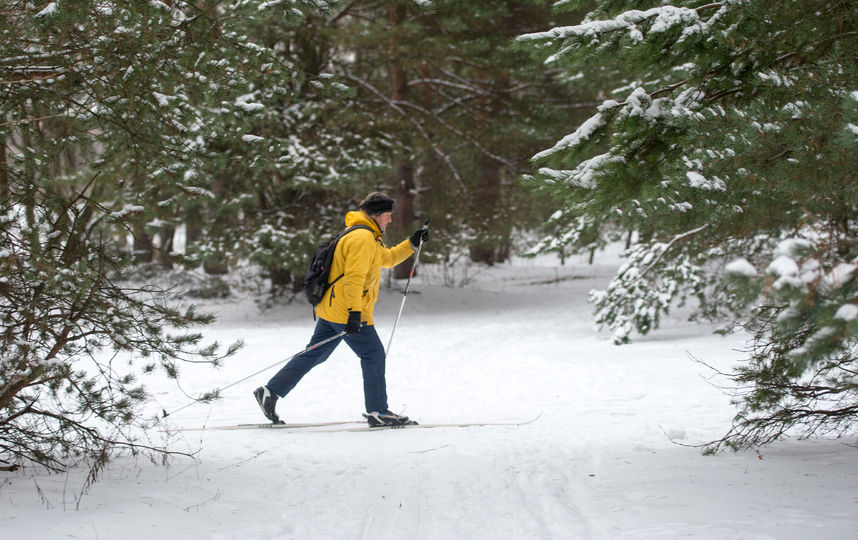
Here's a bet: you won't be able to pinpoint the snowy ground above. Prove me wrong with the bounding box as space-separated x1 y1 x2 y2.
2 252 857 539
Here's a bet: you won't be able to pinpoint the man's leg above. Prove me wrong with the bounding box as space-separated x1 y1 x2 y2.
343 324 388 413
266 319 343 398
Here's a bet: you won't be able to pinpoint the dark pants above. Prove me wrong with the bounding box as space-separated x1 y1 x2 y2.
266 318 388 413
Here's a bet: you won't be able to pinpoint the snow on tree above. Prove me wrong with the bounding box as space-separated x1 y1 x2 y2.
0 0 323 469
520 0 858 448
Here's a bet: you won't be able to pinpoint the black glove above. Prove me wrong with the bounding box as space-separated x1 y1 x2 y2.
410 227 429 248
346 311 362 334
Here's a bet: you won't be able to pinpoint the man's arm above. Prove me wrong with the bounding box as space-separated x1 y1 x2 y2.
380 238 415 269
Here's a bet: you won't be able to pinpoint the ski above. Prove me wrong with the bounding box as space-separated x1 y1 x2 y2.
173 414 540 433
312 418 539 433
171 420 363 432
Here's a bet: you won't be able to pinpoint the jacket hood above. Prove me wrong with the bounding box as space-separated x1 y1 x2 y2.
345 211 381 236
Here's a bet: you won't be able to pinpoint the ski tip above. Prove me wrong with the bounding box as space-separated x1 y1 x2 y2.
518 412 543 425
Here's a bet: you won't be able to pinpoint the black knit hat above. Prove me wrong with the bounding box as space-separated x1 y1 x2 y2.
359 192 395 215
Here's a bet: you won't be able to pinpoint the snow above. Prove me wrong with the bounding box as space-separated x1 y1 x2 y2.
539 152 625 189
834 303 858 322
152 92 173 107
767 255 799 277
517 6 700 42
724 257 757 277
235 94 265 113
686 171 726 191
532 111 607 160
623 87 659 120
774 238 812 258
825 263 857 289
109 204 145 219
35 2 58 18
1 254 857 539
258 0 283 10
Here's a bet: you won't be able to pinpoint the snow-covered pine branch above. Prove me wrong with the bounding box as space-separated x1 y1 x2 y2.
522 0 858 447
518 3 729 44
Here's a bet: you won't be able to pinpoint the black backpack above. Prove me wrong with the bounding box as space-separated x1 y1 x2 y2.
301 225 373 305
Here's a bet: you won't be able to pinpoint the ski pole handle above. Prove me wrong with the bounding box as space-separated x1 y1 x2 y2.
409 219 429 275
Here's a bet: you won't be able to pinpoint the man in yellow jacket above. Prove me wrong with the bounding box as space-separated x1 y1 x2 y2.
254 192 429 427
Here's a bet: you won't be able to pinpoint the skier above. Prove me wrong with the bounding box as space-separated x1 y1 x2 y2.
254 192 429 427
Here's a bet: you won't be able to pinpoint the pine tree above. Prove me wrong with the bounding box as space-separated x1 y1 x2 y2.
325 0 588 266
521 0 858 448
185 1 389 294
0 0 314 469
190 0 589 287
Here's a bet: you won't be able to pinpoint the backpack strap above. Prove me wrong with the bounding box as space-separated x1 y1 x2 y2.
325 224 375 287
342 224 375 237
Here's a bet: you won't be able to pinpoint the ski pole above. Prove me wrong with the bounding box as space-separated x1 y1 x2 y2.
162 330 348 418
386 219 429 356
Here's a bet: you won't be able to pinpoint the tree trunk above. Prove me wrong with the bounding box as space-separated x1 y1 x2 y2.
203 174 229 275
392 161 416 279
133 222 154 264
469 154 509 265
156 226 175 268
131 168 153 263
388 2 417 280
468 67 513 265
0 135 8 207
15 107 37 228
186 222 202 253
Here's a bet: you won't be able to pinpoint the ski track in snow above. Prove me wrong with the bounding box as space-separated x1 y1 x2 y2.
2 255 857 539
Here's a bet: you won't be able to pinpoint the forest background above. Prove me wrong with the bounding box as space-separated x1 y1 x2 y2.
2 0 857 471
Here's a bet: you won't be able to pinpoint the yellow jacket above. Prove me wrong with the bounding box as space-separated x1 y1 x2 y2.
315 211 415 325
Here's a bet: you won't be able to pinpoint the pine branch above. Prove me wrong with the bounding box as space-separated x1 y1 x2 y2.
408 76 492 96
630 224 710 285
0 113 70 128
518 3 728 42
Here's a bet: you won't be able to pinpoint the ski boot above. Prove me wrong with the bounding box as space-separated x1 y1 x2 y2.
253 386 285 424
363 410 418 427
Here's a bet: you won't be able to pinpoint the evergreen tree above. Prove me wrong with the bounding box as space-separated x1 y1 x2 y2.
521 0 858 448
0 0 312 469
326 0 588 266
186 1 390 294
